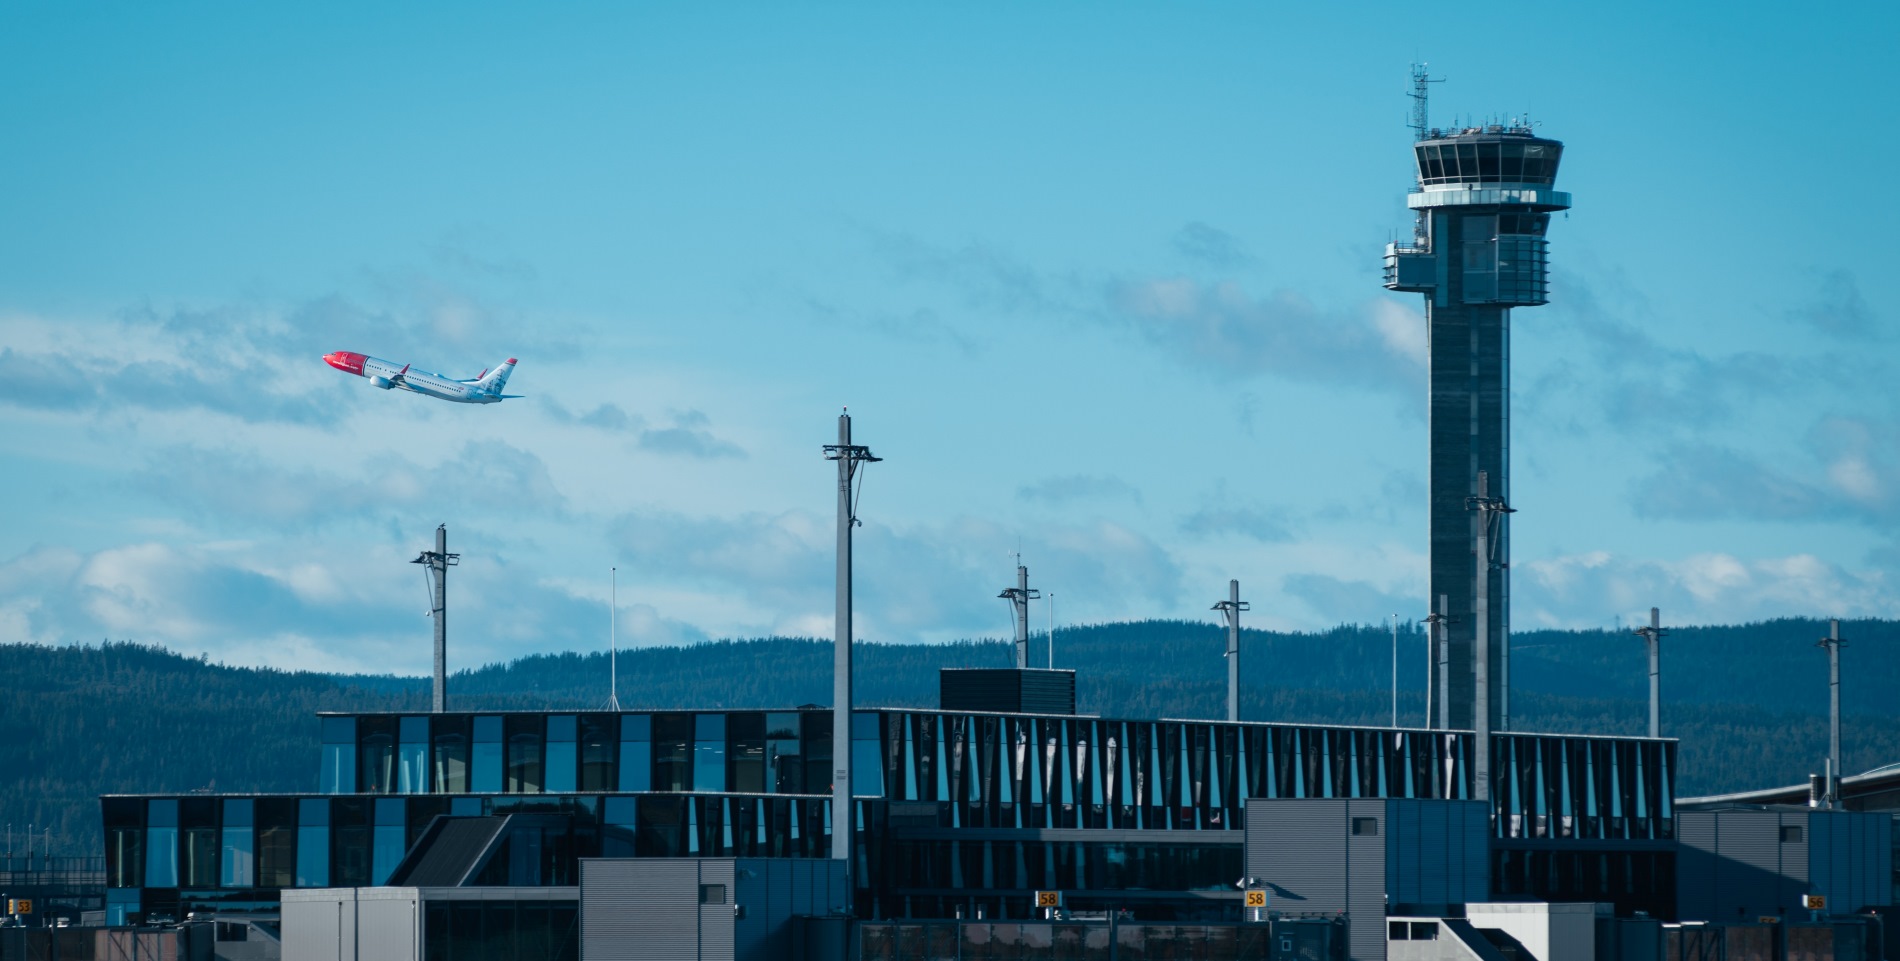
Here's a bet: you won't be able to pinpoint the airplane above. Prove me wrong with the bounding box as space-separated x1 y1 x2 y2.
323 351 521 404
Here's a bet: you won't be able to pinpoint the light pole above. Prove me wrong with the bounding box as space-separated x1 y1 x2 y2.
1631 608 1666 739
823 410 880 911
1816 619 1846 809
1390 614 1400 728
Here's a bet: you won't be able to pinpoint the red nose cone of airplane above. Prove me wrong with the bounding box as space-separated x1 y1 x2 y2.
324 351 366 374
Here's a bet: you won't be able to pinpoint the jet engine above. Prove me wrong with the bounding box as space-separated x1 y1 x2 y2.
368 375 395 389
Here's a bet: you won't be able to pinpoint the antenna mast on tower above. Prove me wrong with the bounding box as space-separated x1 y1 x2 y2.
1408 63 1443 141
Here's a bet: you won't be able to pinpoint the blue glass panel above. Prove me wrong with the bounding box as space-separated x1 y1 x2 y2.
548 715 577 741
320 742 356 794
545 741 578 793
620 741 651 792
321 716 355 743
474 716 503 742
694 739 726 792
604 797 637 825
296 826 329 887
451 797 485 817
372 825 405 885
399 717 429 794
221 823 254 887
852 739 884 798
145 835 178 886
621 714 651 739
471 742 503 794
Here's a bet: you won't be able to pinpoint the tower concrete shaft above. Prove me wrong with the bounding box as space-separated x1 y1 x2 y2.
1386 123 1570 732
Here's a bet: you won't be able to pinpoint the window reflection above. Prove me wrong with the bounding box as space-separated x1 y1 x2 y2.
144 800 178 888
506 716 546 794
221 799 254 888
432 715 470 793
653 715 692 792
694 714 727 792
358 716 397 794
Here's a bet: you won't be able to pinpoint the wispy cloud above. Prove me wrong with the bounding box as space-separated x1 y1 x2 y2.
1514 550 1898 628
637 410 746 459
1017 474 1142 507
1172 222 1255 270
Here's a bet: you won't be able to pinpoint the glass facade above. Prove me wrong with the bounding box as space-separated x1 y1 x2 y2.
106 707 1680 922
422 898 578 961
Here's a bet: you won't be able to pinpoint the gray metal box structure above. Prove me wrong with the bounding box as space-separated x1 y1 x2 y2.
1245 799 1489 961
938 668 1076 715
1675 808 1893 922
282 886 577 961
579 857 844 961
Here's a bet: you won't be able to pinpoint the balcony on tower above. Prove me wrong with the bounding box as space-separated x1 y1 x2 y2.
1384 126 1571 307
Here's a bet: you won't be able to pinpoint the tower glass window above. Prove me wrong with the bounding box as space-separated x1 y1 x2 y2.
221 799 253 888
579 714 616 791
654 714 692 792
506 715 546 794
359 716 397 794
144 799 179 888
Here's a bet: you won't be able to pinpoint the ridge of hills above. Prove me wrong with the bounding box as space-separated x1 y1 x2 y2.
2 616 1893 859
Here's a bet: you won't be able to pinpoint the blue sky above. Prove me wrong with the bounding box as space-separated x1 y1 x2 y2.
1 2 1894 674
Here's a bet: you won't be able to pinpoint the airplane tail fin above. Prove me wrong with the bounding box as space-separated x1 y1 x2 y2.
476 358 517 393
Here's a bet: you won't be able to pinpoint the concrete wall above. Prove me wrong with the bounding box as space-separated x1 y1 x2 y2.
1464 902 1605 961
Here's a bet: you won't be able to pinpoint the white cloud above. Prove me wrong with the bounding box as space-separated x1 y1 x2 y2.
1515 550 1897 628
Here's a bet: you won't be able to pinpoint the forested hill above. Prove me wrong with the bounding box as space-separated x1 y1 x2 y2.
2 616 1894 859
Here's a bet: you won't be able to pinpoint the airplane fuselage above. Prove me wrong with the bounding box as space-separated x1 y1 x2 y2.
323 351 517 404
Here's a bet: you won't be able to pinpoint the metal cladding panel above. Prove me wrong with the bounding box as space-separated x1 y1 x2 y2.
1245 799 1349 915
1390 799 1416 904
281 891 353 961
358 894 420 961
1676 812 1718 921
938 669 1076 715
1347 800 1387 961
1722 813 1785 916
1779 812 1810 912
581 859 699 961
699 862 736 961
1459 802 1490 904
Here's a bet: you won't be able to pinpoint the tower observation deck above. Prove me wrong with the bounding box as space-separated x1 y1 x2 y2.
1384 124 1571 732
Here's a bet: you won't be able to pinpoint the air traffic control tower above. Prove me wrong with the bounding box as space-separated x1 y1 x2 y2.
1384 121 1570 733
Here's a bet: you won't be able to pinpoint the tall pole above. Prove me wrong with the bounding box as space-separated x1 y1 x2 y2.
1468 471 1512 804
1213 581 1248 723
999 564 1040 670
1435 595 1450 730
1631 608 1666 739
605 568 622 712
1391 614 1400 728
824 411 879 909
1817 619 1845 808
411 525 459 713
1048 592 1055 669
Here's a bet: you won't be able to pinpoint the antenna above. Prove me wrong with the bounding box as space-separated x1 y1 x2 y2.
411 525 460 713
1047 591 1056 669
604 568 622 711
1408 62 1444 142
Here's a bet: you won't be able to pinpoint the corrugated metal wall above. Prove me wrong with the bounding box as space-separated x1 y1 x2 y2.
580 858 842 961
355 894 419 961
580 861 700 961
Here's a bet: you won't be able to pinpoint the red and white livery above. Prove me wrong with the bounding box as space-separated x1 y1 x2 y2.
323 352 522 405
